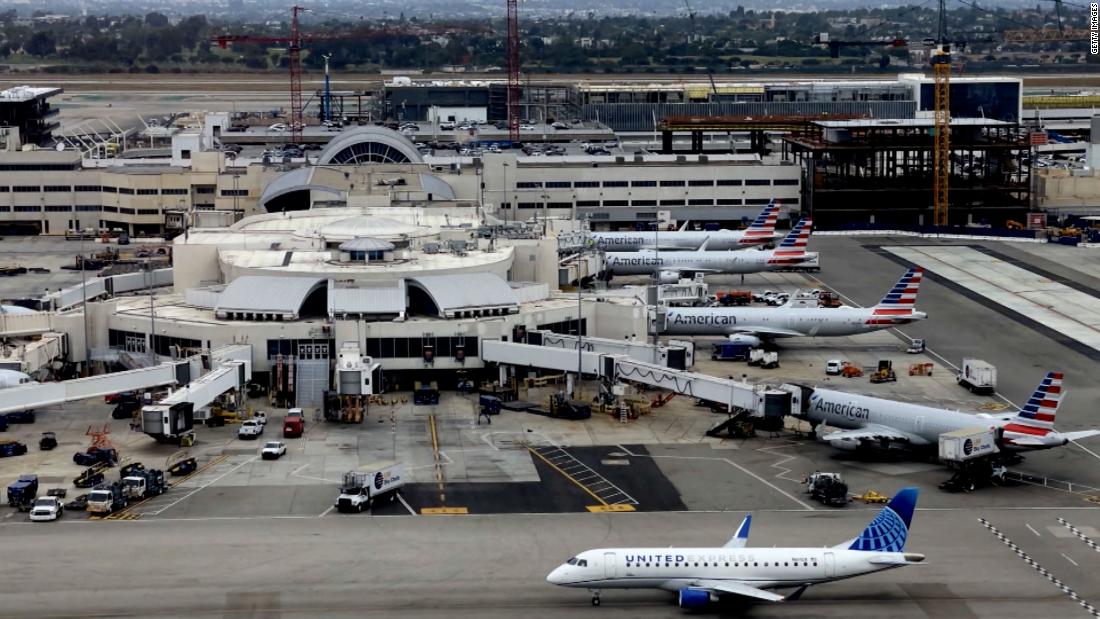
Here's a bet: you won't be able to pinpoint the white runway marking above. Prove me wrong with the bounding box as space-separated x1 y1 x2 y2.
1062 553 1079 567
1026 523 1042 537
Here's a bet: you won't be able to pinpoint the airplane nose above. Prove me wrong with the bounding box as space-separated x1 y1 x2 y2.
546 567 563 584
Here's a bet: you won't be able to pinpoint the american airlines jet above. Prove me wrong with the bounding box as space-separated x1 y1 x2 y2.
547 488 923 609
591 202 781 252
663 267 926 345
603 218 814 282
803 372 1100 452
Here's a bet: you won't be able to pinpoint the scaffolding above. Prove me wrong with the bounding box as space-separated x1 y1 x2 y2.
782 118 1031 229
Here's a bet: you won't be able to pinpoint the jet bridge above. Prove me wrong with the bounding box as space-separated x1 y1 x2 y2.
141 344 253 444
482 340 793 418
0 363 185 415
524 329 695 369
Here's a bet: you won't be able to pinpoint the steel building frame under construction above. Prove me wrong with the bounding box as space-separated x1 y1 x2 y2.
782 118 1031 229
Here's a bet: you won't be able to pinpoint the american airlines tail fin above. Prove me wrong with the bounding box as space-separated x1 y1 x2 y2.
1003 372 1064 436
776 218 812 251
873 268 924 312
844 487 918 552
745 201 781 234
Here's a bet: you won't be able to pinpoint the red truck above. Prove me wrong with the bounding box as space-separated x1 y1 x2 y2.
283 408 305 438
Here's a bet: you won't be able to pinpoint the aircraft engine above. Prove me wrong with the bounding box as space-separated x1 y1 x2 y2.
678 588 713 609
655 270 681 284
726 334 761 347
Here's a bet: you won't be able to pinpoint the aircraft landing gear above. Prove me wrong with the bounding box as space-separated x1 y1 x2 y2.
590 589 601 606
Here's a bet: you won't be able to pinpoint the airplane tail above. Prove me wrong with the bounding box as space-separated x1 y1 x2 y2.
777 218 812 250
743 201 781 236
1002 372 1064 438
846 487 918 552
872 267 924 313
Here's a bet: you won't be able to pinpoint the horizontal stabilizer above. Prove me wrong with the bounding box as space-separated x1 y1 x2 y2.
1062 430 1100 442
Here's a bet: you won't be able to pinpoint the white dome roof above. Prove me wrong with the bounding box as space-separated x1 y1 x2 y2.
314 216 427 241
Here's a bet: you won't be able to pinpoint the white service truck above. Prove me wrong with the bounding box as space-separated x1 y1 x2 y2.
335 462 405 513
957 359 997 395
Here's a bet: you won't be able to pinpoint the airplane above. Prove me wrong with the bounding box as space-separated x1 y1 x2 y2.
0 369 35 389
602 218 815 283
802 371 1100 452
663 267 926 346
591 201 781 252
547 488 923 609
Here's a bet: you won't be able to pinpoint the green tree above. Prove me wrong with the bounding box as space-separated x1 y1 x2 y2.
145 12 169 28
25 31 56 56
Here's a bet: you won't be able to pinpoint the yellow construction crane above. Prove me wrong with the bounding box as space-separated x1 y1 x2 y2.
931 0 950 227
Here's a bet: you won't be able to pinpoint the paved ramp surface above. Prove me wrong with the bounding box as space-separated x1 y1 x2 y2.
884 245 1100 354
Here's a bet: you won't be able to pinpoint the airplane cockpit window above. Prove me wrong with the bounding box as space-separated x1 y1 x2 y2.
577 560 588 567
566 558 578 565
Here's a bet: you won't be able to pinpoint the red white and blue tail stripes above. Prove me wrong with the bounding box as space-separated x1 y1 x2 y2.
1003 372 1064 438
864 268 926 325
767 218 813 265
740 201 781 244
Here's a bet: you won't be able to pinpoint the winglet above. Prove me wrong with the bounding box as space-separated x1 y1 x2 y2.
723 514 752 548
679 220 690 232
697 236 711 252
847 487 918 552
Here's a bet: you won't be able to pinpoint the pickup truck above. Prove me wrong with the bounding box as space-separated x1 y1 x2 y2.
238 419 263 440
283 408 305 438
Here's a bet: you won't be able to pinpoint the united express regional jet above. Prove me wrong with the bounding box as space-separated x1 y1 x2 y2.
547 488 923 608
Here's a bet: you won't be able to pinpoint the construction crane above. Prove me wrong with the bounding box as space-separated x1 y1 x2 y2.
813 34 908 59
930 0 951 227
1004 0 1088 41
506 0 521 143
213 5 312 143
682 0 719 97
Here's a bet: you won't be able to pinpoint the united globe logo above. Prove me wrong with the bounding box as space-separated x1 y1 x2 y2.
963 438 974 456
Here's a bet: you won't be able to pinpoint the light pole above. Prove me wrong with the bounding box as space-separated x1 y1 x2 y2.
146 259 156 364
502 162 511 223
80 232 90 375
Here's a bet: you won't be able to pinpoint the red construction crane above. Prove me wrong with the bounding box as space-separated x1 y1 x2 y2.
213 5 312 143
506 0 520 143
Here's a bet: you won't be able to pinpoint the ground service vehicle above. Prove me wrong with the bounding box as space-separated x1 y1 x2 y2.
958 359 997 395
335 463 405 513
73 447 118 467
29 496 63 522
825 360 843 375
7 474 38 510
238 419 263 440
86 483 127 515
283 408 305 438
38 432 57 450
712 342 753 361
0 440 27 457
261 441 287 460
806 472 849 507
121 469 166 501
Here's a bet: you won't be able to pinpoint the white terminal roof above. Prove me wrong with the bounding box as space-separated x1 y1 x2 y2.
409 273 519 318
0 86 63 102
815 118 1013 128
327 281 406 317
338 238 397 252
214 276 325 318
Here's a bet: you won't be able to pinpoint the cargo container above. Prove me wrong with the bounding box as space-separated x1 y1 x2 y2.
939 427 999 463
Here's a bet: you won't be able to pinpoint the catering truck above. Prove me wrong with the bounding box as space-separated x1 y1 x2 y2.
957 359 997 395
335 462 405 513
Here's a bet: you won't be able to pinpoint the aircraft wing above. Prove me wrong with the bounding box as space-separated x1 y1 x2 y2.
821 424 919 445
693 580 786 603
726 326 805 338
